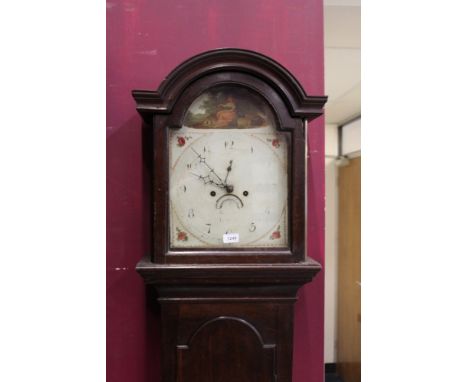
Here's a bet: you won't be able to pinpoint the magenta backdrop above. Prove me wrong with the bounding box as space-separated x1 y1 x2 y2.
107 1 325 381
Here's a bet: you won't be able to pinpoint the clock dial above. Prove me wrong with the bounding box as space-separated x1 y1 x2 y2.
169 87 288 248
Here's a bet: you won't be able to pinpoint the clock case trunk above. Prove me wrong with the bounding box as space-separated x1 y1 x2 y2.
132 49 327 382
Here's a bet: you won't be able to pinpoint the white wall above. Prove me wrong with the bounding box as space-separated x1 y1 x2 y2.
324 124 339 363
342 117 361 155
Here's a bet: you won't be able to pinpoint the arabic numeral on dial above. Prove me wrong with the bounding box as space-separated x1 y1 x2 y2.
206 224 211 234
188 208 195 218
249 222 256 232
224 141 235 149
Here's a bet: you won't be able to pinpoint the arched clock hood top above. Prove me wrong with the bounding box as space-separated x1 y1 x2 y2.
132 48 327 123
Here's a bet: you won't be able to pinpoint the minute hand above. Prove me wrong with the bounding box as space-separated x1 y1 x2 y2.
204 162 226 187
190 147 226 188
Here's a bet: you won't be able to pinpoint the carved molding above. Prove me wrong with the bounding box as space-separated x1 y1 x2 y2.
132 48 327 123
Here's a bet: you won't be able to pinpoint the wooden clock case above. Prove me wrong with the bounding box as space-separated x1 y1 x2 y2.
133 49 327 382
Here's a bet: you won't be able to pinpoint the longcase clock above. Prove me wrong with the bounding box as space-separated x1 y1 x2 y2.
133 49 327 382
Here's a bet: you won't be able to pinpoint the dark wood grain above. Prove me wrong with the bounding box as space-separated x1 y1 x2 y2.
132 48 326 382
155 288 300 382
137 255 320 286
176 317 275 382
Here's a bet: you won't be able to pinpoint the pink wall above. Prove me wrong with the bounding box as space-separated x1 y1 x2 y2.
107 1 325 381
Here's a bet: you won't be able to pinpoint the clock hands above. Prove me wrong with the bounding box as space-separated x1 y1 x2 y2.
187 147 250 211
190 147 229 190
190 147 234 193
224 160 232 184
224 160 234 193
190 172 225 189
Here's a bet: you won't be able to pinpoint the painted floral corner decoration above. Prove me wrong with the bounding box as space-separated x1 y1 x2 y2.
176 136 186 147
176 227 188 241
271 138 280 148
176 135 194 147
266 137 281 148
270 226 281 240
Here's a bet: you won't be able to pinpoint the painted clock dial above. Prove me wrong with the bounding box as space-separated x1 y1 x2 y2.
169 86 288 248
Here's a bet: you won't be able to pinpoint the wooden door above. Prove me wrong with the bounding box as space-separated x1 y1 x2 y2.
176 317 276 382
337 156 361 382
158 299 301 382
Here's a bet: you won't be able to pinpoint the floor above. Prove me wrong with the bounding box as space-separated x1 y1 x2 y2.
325 372 345 382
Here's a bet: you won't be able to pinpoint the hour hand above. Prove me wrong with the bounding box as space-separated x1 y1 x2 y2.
224 160 233 184
223 160 234 193
190 172 226 189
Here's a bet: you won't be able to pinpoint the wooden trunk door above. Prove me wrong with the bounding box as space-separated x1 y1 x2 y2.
337 156 361 382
